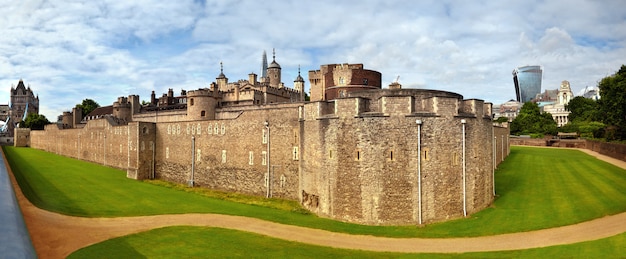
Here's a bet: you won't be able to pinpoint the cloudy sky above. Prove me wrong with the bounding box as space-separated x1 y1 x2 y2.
1 0 625 120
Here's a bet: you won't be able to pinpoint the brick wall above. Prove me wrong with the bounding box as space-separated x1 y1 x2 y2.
585 140 626 162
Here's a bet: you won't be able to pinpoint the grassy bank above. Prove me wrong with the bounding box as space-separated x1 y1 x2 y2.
69 226 626 258
5 145 626 238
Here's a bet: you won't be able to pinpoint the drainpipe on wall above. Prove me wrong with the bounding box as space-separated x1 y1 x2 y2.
189 136 195 187
493 135 496 196
461 119 467 217
103 134 106 166
502 135 505 162
265 121 270 198
416 119 423 225
151 141 155 180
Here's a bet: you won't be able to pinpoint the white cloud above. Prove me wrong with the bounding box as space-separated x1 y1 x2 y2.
0 0 624 119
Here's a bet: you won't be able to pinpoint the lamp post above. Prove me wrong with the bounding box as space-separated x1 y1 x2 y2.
461 119 467 217
416 119 423 225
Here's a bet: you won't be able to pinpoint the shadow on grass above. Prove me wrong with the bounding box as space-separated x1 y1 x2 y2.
69 238 147 259
3 147 89 216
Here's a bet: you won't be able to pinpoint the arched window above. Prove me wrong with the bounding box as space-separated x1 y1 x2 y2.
190 98 194 106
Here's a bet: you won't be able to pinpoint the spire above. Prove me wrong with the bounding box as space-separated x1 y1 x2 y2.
261 50 268 78
217 61 226 79
268 48 281 69
295 65 304 82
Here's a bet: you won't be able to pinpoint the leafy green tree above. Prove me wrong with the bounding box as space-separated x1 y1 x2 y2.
597 65 626 140
75 99 100 118
510 102 557 136
494 116 509 123
19 113 50 130
565 96 599 122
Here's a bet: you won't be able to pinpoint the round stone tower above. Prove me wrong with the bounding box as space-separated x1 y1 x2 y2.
187 88 217 120
61 111 73 128
113 96 132 122
267 48 282 87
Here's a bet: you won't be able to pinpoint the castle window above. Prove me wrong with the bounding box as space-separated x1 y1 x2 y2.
389 150 394 161
355 149 361 161
142 127 148 134
262 129 268 144
190 98 194 106
423 148 430 161
221 150 227 163
262 151 267 165
329 150 333 159
201 111 206 117
249 151 254 165
363 78 368 85
293 147 299 160
339 77 345 85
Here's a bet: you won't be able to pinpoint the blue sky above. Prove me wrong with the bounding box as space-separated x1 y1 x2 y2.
1 0 625 120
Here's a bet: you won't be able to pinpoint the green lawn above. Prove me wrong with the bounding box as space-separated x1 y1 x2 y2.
5 145 626 239
68 226 626 259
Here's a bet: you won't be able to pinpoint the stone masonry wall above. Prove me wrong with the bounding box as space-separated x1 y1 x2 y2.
28 88 509 226
301 89 506 225
30 119 151 179
154 103 302 199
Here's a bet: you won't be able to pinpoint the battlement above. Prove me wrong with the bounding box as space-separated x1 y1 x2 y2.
308 89 491 119
113 96 131 108
187 88 215 97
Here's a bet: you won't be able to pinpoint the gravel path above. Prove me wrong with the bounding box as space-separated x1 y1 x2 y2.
10 147 626 259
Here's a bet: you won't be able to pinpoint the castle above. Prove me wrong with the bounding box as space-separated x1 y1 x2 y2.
24 51 510 225
0 79 40 143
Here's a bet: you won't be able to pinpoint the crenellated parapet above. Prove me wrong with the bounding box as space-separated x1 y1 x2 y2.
187 88 218 120
301 88 504 225
308 89 492 120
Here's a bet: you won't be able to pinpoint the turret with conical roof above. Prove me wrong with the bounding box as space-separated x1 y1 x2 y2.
267 48 282 87
216 61 229 91
294 65 305 101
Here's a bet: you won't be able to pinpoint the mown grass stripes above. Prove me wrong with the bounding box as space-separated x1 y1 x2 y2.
5 145 626 238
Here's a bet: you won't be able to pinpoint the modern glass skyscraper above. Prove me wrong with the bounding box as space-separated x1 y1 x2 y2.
512 65 542 103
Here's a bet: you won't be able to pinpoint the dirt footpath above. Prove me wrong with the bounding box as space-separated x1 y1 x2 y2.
11 148 626 259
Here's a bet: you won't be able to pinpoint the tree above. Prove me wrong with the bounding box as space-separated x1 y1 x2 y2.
494 116 509 123
19 113 50 130
597 65 626 140
565 96 598 122
75 99 100 118
510 102 557 136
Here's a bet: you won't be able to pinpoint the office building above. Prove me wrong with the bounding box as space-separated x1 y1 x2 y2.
513 65 542 103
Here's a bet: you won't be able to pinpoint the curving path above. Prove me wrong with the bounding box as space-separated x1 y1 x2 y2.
9 147 626 259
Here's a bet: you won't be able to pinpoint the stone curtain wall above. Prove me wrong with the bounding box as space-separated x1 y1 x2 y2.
30 120 153 179
301 90 503 225
494 126 510 165
28 90 509 226
155 104 302 200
